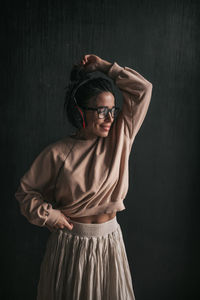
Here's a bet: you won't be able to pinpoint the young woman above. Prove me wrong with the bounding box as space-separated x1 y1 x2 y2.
15 54 153 300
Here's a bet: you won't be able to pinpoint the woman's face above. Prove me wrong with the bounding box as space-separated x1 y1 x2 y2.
80 91 115 139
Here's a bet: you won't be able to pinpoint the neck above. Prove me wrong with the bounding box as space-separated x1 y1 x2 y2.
74 129 97 140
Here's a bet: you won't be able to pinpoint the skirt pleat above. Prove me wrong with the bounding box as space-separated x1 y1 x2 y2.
36 216 136 300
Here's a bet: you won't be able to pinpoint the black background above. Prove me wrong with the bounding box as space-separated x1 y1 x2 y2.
1 0 200 299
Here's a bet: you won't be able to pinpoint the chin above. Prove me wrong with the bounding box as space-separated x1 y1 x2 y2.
97 131 109 138
94 126 111 137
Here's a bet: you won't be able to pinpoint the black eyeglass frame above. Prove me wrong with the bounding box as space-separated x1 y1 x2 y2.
78 105 120 119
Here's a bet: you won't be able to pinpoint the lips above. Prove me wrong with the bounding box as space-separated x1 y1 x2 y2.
100 125 111 131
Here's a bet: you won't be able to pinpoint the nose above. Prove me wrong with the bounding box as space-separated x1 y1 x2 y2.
105 112 113 122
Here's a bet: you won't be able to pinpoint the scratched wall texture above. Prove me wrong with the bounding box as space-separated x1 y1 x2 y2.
1 0 200 299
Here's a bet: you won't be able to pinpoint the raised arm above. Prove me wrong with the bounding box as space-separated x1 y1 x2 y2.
107 61 153 143
80 54 153 144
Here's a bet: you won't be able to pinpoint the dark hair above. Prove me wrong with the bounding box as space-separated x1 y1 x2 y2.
64 64 116 129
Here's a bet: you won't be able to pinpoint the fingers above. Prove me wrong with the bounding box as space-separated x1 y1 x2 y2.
80 54 95 65
65 218 74 230
81 58 88 66
62 216 74 230
80 54 87 65
54 214 74 231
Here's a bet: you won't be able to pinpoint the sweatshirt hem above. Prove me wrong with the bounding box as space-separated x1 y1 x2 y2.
60 201 126 218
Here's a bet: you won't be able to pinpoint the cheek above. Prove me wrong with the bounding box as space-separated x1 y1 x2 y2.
87 114 105 130
95 120 104 128
90 115 102 127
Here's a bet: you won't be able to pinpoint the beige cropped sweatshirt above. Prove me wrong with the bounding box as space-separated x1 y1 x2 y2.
15 62 153 229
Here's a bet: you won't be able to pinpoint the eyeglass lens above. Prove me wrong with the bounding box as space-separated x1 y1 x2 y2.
98 107 119 119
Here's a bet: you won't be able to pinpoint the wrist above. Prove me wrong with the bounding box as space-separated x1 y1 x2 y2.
98 60 113 74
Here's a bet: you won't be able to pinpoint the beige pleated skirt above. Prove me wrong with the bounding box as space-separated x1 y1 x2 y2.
36 216 136 300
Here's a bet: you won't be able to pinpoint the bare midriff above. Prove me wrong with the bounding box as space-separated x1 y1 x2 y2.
68 211 117 224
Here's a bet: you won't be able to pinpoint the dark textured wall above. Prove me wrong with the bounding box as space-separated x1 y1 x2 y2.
2 0 200 299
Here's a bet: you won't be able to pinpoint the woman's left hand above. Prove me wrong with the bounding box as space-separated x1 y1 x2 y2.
79 54 103 72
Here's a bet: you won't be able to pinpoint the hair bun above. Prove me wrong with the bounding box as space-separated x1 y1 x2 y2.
70 64 92 83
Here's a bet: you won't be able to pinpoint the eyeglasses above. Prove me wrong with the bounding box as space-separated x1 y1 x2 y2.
79 105 120 119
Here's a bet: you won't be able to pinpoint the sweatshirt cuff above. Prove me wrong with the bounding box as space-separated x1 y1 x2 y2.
107 62 124 81
44 208 62 227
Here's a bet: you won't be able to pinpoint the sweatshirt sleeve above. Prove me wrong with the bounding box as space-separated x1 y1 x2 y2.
108 62 153 143
14 143 64 228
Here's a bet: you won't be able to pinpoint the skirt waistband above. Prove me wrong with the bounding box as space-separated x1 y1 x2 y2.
61 216 119 237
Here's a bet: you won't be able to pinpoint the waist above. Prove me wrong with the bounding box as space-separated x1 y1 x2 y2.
62 211 117 224
61 215 119 237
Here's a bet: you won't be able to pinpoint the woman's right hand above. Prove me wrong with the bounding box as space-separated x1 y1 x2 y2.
53 213 74 230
